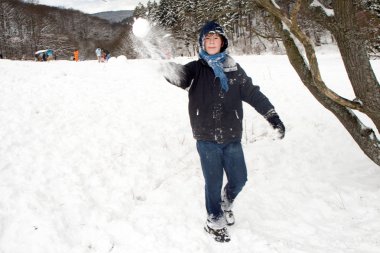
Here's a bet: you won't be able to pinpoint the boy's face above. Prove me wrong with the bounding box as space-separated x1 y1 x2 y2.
204 33 223 55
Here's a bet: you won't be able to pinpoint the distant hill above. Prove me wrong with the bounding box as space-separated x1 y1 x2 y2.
91 10 133 23
0 0 135 60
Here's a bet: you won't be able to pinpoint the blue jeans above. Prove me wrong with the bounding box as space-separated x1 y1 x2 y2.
196 140 247 221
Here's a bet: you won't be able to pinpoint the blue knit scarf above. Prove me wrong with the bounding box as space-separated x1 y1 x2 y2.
199 49 229 92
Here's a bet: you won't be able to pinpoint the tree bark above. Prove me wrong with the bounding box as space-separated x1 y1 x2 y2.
281 25 380 166
255 0 380 166
331 0 380 131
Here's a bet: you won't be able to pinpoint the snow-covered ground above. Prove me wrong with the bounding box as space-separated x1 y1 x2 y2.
0 51 379 253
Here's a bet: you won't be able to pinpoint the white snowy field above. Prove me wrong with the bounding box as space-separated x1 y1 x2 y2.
0 52 379 253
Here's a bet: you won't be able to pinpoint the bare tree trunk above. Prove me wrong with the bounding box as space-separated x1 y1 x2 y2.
330 0 380 131
255 0 380 166
280 25 380 166
0 1 5 56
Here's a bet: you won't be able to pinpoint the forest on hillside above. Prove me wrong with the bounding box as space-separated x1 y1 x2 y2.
0 0 135 60
0 0 379 60
133 0 379 57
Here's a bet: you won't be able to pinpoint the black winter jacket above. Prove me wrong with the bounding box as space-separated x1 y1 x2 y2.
165 56 275 144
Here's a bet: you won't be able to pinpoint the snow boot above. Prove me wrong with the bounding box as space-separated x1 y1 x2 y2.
204 223 231 243
221 189 235 226
224 210 235 226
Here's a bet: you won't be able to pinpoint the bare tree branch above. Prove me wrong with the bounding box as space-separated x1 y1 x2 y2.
255 0 363 111
255 0 380 165
290 0 301 25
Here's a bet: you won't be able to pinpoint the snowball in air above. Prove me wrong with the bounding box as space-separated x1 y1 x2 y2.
132 18 150 38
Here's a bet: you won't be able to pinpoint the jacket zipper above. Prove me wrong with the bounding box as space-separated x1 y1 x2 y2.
235 110 239 119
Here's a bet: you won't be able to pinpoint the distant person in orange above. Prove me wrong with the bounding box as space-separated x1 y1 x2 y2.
73 49 79 62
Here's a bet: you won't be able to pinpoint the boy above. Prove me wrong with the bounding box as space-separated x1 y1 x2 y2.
164 21 285 243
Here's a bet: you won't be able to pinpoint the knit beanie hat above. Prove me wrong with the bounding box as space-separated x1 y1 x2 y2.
199 21 229 52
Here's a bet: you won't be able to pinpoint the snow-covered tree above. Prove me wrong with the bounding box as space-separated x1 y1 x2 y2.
254 0 380 166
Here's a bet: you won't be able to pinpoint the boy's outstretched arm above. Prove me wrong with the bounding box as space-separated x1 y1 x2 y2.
162 61 196 90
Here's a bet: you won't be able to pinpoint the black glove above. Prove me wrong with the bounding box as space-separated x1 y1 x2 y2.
266 112 285 139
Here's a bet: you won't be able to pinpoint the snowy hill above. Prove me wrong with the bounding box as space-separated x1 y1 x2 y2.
0 53 379 253
91 10 133 23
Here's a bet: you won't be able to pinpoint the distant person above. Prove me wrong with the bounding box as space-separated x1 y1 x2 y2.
102 49 110 62
73 49 79 62
46 49 54 61
34 50 47 61
104 49 111 61
95 47 102 62
0 53 3 59
34 52 39 61
163 21 285 243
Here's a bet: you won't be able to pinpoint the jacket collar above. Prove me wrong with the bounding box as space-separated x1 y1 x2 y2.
223 55 237 72
199 55 237 72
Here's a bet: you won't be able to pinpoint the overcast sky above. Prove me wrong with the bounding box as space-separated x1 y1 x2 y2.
38 0 148 14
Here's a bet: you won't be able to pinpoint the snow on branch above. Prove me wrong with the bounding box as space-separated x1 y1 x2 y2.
255 0 363 111
270 0 281 9
310 0 334 16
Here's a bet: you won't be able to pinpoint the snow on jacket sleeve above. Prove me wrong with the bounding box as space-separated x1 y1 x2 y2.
237 64 275 116
163 61 197 89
